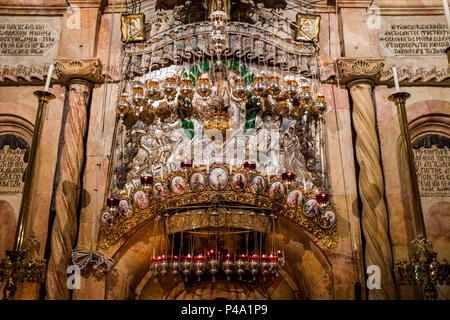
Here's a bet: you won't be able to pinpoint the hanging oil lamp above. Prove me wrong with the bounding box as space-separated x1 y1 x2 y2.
196 73 212 97
251 75 266 97
268 76 281 96
285 79 299 99
232 77 248 100
163 76 178 100
179 76 194 99
194 255 206 281
223 253 234 280
146 79 162 101
116 93 130 115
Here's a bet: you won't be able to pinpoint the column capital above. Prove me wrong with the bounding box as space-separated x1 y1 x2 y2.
54 58 103 85
337 58 385 85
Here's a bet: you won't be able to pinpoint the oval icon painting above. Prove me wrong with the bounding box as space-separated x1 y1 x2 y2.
134 190 149 209
319 210 336 229
153 182 168 200
269 182 284 200
250 175 265 194
101 211 115 229
118 199 133 218
171 176 187 194
190 173 205 191
303 198 320 217
209 167 228 190
232 172 247 191
287 190 302 207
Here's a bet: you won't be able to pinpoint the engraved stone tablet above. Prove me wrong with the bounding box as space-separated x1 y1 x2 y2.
0 135 29 194
379 16 450 56
0 16 62 65
413 142 450 198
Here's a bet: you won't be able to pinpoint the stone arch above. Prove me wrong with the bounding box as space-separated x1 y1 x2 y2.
105 216 333 300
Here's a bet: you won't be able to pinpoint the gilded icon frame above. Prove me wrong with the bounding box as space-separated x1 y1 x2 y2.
121 13 145 43
295 14 320 42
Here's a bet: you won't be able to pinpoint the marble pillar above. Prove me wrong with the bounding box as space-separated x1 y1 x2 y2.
45 59 102 300
338 58 397 300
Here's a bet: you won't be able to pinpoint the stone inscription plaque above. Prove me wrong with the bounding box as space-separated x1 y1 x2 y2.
0 145 27 193
414 146 450 197
379 17 450 56
0 17 61 65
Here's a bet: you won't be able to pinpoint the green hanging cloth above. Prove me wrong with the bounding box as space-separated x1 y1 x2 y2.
182 120 195 140
244 95 260 134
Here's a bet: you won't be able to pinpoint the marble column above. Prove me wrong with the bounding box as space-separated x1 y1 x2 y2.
338 58 397 300
46 59 102 300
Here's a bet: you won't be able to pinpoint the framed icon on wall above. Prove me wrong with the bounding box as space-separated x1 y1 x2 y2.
121 13 145 43
295 14 320 42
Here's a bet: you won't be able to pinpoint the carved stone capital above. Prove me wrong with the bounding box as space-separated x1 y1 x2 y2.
54 58 103 85
337 58 385 85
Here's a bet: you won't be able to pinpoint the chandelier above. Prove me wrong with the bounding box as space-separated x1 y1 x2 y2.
101 0 338 282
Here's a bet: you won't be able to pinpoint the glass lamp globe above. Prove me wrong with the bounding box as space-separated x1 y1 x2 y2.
131 83 145 107
179 77 194 99
146 79 162 101
268 76 281 96
251 75 266 97
232 77 248 100
285 79 299 99
196 73 212 97
163 76 178 100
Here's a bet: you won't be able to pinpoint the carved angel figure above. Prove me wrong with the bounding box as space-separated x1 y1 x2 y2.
281 127 307 177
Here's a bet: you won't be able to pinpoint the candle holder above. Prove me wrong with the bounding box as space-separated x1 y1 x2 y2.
389 92 450 299
0 90 55 300
0 236 47 300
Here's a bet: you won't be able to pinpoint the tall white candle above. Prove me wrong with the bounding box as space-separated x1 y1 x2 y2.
44 64 54 92
392 66 400 93
443 0 450 30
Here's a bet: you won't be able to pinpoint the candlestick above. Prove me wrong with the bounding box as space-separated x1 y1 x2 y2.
44 64 54 92
388 92 425 237
1 90 55 300
443 0 450 30
392 66 400 93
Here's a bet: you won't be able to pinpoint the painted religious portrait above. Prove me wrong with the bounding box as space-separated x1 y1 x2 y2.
134 190 149 209
269 182 284 201
319 210 336 229
171 176 187 195
121 14 145 43
190 173 205 191
232 172 247 191
304 198 320 217
153 182 168 200
101 211 115 229
118 199 133 218
250 175 265 194
209 167 228 190
287 190 303 207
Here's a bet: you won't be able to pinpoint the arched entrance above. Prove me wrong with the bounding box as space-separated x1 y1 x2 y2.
105 216 333 300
